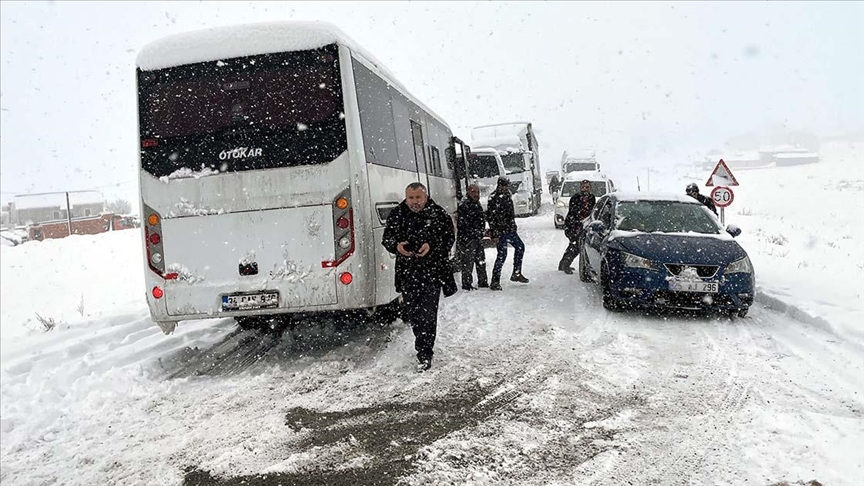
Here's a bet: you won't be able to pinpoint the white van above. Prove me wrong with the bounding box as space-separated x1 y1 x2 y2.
554 171 615 229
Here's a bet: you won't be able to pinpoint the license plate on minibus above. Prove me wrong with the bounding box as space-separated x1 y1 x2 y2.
221 292 279 310
668 281 718 293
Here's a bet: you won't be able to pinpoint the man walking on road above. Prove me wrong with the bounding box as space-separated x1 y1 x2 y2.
549 174 562 201
457 184 488 291
686 183 718 216
382 182 456 372
486 177 529 291
558 180 596 274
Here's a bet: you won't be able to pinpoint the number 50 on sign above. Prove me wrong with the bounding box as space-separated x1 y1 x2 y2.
711 186 734 207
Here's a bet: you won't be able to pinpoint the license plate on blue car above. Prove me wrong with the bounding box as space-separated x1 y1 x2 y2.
669 281 718 293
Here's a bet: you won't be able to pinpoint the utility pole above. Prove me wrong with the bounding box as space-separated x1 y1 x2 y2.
65 192 73 236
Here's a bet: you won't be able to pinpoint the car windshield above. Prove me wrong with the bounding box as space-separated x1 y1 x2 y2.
563 161 596 172
467 153 502 178
615 200 721 234
560 181 607 198
500 152 525 174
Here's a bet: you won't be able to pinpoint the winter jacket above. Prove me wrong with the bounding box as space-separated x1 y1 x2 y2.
382 198 456 295
564 192 596 241
549 177 562 194
693 193 718 215
486 188 517 239
457 197 486 241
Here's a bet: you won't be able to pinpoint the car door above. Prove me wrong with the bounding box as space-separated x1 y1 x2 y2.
584 197 613 273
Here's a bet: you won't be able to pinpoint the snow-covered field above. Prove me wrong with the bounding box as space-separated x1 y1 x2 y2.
1 143 863 485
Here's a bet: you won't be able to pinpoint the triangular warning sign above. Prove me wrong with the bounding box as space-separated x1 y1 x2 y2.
705 159 739 186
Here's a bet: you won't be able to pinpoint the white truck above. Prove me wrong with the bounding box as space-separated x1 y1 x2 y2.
561 149 600 174
470 122 543 217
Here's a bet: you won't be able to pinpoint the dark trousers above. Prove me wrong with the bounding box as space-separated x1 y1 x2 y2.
457 238 488 288
402 283 441 363
492 232 525 281
559 228 584 269
559 238 581 269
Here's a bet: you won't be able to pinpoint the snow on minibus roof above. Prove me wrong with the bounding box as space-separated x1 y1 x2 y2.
137 21 343 71
136 21 450 130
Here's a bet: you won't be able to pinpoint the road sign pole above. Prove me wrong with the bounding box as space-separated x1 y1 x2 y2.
65 192 73 236
720 207 725 225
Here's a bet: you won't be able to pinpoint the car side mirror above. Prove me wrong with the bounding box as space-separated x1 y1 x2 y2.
726 224 742 238
589 221 607 233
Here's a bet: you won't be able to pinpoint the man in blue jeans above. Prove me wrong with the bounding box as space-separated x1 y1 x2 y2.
486 177 530 291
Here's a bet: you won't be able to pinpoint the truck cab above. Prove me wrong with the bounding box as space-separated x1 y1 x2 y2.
470 122 543 217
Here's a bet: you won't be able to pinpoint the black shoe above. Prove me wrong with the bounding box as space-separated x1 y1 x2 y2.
462 285 477 291
510 273 530 283
417 358 432 372
490 282 502 291
477 282 489 288
563 267 574 275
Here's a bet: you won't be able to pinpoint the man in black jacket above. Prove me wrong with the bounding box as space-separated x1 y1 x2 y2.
549 174 562 200
686 183 718 216
382 182 456 372
457 184 488 290
558 180 596 274
486 177 529 291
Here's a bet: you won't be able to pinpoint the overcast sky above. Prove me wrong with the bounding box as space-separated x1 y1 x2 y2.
1 1 863 203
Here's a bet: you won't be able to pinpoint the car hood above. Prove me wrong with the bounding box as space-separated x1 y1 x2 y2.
609 232 747 265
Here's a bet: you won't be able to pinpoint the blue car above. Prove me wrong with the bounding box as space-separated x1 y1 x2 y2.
579 192 754 317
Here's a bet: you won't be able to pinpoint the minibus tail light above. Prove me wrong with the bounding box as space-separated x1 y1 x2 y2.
322 189 354 268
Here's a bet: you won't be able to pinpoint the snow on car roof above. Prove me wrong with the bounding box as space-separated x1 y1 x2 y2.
470 146 500 155
14 191 104 210
611 192 698 204
563 170 606 182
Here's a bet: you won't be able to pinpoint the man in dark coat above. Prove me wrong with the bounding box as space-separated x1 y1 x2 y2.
558 180 596 274
549 174 562 197
382 182 456 372
457 184 488 291
686 183 718 215
486 177 529 291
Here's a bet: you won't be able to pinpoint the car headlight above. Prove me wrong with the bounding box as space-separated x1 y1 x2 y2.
556 201 566 208
726 256 753 274
623 252 655 270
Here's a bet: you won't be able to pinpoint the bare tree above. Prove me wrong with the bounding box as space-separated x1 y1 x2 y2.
106 198 132 215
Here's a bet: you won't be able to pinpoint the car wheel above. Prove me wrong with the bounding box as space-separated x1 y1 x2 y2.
579 247 592 283
600 262 619 311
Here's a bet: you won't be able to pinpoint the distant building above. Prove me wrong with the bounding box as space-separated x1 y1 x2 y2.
10 191 104 227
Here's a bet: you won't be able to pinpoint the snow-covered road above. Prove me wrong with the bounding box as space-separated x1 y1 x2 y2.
2 204 861 486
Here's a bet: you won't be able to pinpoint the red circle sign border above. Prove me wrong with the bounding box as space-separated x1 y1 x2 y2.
710 186 735 208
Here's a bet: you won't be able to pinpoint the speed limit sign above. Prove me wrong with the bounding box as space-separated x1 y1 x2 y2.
711 186 734 208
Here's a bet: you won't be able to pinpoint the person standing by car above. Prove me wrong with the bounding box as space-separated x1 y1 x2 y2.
457 184 488 291
686 183 718 216
558 179 596 274
486 177 529 291
382 182 456 372
549 174 562 201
